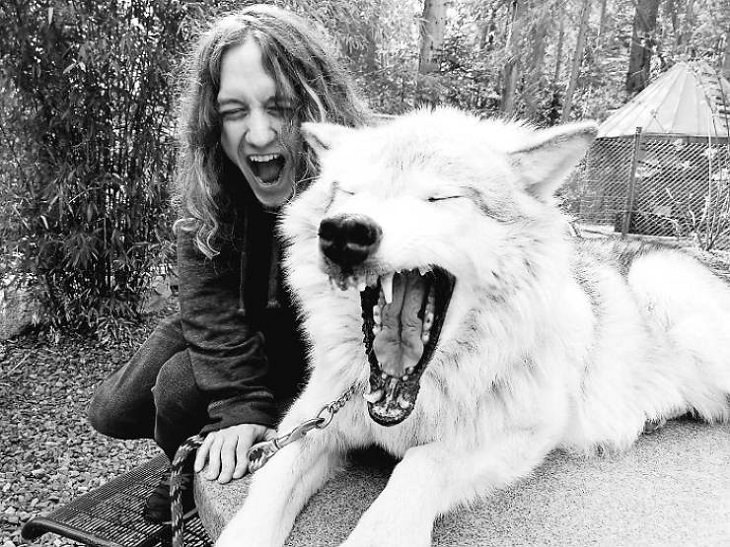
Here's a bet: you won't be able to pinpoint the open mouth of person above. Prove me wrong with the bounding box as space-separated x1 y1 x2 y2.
332 267 456 426
247 153 286 185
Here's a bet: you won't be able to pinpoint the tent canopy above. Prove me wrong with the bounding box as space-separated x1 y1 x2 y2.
597 61 730 139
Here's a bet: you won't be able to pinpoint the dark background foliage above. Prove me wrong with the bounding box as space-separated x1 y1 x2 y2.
1 0 728 333
0 0 199 331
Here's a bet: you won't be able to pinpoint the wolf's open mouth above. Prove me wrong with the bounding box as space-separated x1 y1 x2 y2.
248 154 285 184
356 267 456 426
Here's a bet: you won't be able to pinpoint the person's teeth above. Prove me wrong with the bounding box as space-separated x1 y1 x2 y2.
381 273 394 304
249 154 279 162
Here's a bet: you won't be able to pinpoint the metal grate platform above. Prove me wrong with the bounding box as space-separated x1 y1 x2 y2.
21 454 211 547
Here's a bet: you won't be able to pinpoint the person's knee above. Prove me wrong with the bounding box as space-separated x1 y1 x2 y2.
87 385 117 436
153 351 198 415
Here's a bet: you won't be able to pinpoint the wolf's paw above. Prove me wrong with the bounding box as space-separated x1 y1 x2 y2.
215 516 283 547
340 509 431 547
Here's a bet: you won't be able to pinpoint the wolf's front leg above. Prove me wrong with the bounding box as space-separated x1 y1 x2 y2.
341 434 554 547
215 429 343 547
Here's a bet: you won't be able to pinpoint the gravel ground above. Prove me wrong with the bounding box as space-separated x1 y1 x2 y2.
0 310 169 546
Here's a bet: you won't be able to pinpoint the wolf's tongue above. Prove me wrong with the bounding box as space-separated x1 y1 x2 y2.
373 271 426 377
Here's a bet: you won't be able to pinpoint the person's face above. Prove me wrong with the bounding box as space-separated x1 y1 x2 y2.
217 38 298 208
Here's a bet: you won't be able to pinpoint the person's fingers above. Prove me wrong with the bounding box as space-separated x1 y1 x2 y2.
233 434 250 479
194 433 214 473
263 426 277 442
218 433 238 484
203 434 223 481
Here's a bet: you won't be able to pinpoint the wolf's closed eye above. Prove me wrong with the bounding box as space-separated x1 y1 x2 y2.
427 195 463 202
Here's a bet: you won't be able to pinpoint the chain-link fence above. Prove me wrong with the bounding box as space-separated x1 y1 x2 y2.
562 129 730 251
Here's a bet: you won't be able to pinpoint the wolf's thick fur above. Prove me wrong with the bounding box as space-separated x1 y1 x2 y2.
216 108 730 546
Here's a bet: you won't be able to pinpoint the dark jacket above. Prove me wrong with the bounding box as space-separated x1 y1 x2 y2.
177 160 308 434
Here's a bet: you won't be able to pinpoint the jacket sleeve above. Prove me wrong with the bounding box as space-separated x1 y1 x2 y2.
176 228 277 434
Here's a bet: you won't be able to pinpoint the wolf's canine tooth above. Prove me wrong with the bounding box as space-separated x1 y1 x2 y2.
381 273 394 304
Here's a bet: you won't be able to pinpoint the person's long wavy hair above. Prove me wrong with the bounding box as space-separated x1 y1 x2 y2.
172 4 370 258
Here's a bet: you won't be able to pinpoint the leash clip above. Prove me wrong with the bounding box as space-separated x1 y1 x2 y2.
246 439 279 473
247 418 325 474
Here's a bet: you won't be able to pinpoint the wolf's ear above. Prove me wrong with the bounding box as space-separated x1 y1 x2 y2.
509 122 597 201
301 122 356 156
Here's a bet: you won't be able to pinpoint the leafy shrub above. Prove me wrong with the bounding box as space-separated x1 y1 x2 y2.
0 0 199 331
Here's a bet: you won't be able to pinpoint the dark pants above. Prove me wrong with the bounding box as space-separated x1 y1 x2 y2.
88 315 209 461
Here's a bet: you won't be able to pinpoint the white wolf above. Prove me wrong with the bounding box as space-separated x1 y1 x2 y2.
215 108 730 546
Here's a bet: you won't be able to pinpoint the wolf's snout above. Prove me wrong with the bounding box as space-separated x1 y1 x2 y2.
318 214 382 267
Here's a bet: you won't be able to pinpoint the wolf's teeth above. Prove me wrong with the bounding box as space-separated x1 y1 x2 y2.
328 276 337 290
397 397 411 409
366 272 378 287
405 366 414 375
401 375 409 381
418 266 430 276
364 389 384 404
423 311 434 331
421 332 430 344
373 305 382 325
372 325 381 335
381 273 394 304
427 287 436 311
357 278 366 292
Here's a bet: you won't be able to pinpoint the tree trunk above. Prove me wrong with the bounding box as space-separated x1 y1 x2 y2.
500 0 527 115
553 12 565 83
524 4 551 120
626 0 661 95
597 0 608 48
415 0 447 107
722 29 730 80
561 0 592 122
678 0 696 55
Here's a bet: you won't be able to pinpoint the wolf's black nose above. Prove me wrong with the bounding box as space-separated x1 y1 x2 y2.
319 214 382 267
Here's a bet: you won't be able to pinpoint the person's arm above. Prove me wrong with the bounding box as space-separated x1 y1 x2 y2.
176 227 276 481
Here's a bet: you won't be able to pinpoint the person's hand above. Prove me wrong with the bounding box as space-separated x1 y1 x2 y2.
194 423 275 483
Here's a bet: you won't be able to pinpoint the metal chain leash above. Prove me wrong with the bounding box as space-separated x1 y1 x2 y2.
169 383 359 547
246 383 358 473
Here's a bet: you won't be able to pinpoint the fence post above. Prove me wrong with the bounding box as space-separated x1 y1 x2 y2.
621 126 643 237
